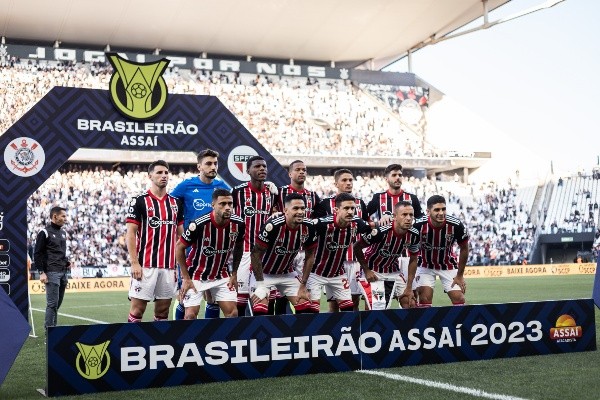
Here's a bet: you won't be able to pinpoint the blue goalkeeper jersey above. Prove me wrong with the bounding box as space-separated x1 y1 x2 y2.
170 176 231 228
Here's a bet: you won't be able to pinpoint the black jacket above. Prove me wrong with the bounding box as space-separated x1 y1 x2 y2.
34 222 69 273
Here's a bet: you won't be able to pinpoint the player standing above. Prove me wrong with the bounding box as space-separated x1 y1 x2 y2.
413 194 469 307
170 148 231 319
126 160 183 322
232 155 276 316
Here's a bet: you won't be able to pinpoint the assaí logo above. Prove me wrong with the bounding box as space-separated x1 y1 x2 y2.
75 341 111 379
107 53 169 120
549 314 582 343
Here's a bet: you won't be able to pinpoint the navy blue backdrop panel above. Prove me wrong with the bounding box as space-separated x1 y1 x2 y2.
47 299 596 397
0 87 289 320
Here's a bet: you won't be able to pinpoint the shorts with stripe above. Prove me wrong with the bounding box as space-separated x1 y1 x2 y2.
129 268 177 301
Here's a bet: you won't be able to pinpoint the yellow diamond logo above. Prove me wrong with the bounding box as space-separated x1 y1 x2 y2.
107 53 169 120
75 340 111 380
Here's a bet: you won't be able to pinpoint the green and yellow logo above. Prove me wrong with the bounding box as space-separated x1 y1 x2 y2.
75 340 111 380
107 53 170 120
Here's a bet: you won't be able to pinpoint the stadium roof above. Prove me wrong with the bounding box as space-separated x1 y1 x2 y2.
1 0 510 68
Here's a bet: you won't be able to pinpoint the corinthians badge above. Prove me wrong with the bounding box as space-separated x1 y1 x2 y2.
4 137 45 177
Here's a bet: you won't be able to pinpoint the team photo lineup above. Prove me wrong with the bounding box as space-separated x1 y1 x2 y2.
112 150 469 324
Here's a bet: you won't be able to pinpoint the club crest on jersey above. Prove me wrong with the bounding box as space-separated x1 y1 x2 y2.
107 53 169 120
4 137 45 177
229 232 238 240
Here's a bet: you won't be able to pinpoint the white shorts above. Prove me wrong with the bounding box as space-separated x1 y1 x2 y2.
256 272 301 298
399 257 416 288
129 268 177 301
308 273 351 302
416 267 461 292
373 270 407 298
346 261 363 295
236 252 253 295
292 250 306 276
182 278 237 307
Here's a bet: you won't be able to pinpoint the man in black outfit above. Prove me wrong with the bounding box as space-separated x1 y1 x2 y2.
34 206 70 330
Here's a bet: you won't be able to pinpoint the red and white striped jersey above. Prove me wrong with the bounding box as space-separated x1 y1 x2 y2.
232 182 276 252
126 190 183 269
179 212 245 281
412 215 468 270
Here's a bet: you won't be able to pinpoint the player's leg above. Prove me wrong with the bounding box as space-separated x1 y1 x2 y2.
152 269 177 321
127 268 157 322
304 273 323 313
173 264 185 320
204 290 220 318
346 261 364 311
439 269 466 306
415 267 435 308
181 280 205 319
211 281 238 317
330 276 353 312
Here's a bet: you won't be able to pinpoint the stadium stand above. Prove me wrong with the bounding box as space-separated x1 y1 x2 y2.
2 57 597 269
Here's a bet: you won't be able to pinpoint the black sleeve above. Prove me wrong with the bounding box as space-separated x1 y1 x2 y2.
366 194 378 216
411 194 424 219
360 199 369 222
313 200 328 218
33 230 47 273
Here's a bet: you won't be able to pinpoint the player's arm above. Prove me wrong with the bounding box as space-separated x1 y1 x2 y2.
453 239 469 293
125 222 142 280
400 253 419 307
250 243 269 301
297 245 316 302
175 240 195 296
228 234 244 290
250 244 267 283
353 238 376 282
412 194 424 219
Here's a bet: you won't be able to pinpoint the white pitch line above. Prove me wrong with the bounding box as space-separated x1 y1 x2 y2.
357 369 530 400
31 307 108 324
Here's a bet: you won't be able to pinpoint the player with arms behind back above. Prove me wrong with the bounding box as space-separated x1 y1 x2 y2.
413 195 469 308
126 160 183 323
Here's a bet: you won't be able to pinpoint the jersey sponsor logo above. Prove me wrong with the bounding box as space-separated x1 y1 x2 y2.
107 53 169 120
193 198 209 210
148 216 176 229
4 137 45 177
326 242 348 251
421 242 445 251
379 248 402 258
227 145 258 181
244 206 269 217
275 246 297 255
202 246 230 256
75 341 111 380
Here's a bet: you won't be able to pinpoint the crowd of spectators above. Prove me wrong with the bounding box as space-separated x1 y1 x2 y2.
3 57 597 269
26 164 543 271
1 58 440 158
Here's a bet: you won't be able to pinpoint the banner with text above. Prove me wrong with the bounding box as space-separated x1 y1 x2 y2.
47 299 596 396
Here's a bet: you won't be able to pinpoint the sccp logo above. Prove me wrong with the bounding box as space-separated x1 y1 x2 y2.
75 341 111 380
107 53 169 120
